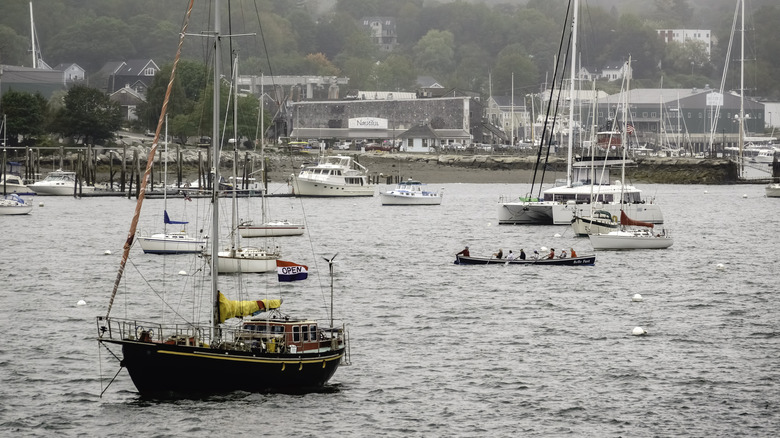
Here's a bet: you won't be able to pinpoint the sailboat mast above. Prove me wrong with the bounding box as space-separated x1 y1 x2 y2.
230 54 239 257
511 73 514 147
29 2 36 68
211 0 222 334
163 115 168 234
566 0 578 187
738 0 745 177
621 56 631 209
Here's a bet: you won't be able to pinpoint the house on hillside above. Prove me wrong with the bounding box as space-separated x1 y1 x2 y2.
360 17 398 52
98 59 160 97
110 86 146 121
600 60 632 81
657 29 712 57
53 63 86 83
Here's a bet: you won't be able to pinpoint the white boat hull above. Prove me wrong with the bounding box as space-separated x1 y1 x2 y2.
380 193 442 205
499 201 663 226
291 177 375 197
137 233 205 254
238 221 305 237
29 183 95 196
766 183 780 198
571 216 618 236
0 195 33 215
497 201 556 224
589 230 673 250
0 204 33 215
0 177 36 196
216 248 279 273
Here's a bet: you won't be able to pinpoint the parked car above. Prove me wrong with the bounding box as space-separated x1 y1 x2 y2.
365 142 393 152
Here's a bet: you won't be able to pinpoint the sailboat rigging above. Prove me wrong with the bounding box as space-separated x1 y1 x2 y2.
97 0 349 397
136 116 205 254
588 63 673 251
499 0 663 227
238 80 305 237
209 54 281 273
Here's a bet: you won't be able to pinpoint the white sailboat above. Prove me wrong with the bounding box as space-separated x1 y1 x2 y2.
238 91 305 237
136 117 205 254
214 55 280 273
588 68 673 251
1 115 35 213
589 211 673 250
97 0 349 397
498 0 662 226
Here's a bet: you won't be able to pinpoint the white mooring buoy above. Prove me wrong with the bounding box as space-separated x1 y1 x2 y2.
553 233 561 238
38 202 44 207
178 270 187 276
632 327 647 336
632 294 643 302
104 250 112 255
716 263 725 271
742 194 748 199
77 300 86 306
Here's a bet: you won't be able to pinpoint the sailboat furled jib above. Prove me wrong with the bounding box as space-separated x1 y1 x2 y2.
218 292 281 324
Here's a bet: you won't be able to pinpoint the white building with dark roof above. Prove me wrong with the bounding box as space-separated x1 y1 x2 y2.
657 29 712 57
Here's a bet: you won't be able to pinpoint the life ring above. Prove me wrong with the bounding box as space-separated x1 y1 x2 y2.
612 215 618 222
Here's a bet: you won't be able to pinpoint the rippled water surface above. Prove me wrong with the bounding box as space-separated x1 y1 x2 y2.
1 183 779 436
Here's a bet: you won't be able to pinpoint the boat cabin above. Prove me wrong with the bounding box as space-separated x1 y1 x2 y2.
596 131 622 149
239 318 336 354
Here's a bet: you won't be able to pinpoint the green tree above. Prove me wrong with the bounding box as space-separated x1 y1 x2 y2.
304 53 341 76
653 0 694 27
751 5 780 99
52 85 122 144
136 60 208 131
602 14 664 79
1 90 48 146
47 16 136 73
0 25 28 66
374 54 416 91
493 45 540 97
661 40 711 76
450 43 492 94
413 30 455 77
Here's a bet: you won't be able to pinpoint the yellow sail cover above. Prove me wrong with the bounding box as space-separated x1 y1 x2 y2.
217 292 282 323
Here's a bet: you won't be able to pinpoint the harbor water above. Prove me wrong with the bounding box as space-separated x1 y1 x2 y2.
1 183 779 436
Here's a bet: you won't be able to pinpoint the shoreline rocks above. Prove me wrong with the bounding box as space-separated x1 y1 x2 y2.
29 146 740 185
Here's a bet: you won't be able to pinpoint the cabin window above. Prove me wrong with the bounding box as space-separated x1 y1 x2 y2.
310 325 317 339
651 112 657 118
302 325 309 342
643 112 648 118
293 325 300 342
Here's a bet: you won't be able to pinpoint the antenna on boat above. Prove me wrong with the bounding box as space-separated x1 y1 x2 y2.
323 253 338 328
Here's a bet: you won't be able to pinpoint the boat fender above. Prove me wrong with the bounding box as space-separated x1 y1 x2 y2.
322 360 327 369
612 215 617 222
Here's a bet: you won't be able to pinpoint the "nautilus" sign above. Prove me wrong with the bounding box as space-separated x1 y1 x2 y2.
348 117 388 129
